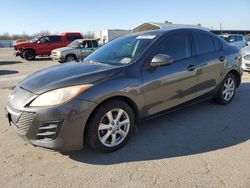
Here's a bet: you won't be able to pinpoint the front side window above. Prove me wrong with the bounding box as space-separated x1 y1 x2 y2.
40 36 50 44
193 32 215 55
84 35 156 65
155 32 191 61
235 35 243 41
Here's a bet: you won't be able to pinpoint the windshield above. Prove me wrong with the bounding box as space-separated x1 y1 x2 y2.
30 35 40 43
68 40 81 48
246 35 250 42
84 35 156 65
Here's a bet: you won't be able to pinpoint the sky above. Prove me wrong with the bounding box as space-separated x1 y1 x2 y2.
0 0 250 35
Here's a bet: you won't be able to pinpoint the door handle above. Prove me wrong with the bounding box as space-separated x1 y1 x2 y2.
219 56 225 62
187 64 198 71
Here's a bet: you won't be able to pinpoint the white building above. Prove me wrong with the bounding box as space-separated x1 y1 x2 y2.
133 22 210 32
94 29 132 44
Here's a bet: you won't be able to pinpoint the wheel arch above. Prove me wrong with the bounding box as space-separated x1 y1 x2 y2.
227 69 241 87
83 95 140 145
66 53 77 60
23 48 36 55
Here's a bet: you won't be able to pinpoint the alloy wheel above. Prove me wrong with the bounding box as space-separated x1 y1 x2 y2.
98 108 130 147
222 77 235 101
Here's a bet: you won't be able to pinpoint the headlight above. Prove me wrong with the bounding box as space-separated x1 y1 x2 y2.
244 55 250 61
30 84 92 107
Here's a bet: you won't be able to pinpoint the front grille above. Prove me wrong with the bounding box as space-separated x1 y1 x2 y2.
36 121 62 141
15 112 35 132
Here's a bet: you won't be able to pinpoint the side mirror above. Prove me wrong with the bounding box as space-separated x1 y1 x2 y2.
37 40 41 44
150 54 173 67
229 39 235 43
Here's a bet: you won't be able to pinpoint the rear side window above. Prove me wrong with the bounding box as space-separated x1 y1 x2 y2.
156 32 191 61
193 32 215 55
92 40 98 48
66 35 82 41
49 36 62 43
213 37 221 51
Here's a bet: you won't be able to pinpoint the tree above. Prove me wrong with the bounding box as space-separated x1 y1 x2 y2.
164 20 172 24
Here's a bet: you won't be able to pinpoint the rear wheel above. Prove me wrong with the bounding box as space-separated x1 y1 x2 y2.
23 50 35 60
65 55 76 62
86 100 135 152
214 73 237 105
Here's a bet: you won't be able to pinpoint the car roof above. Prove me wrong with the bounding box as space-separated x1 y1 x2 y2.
129 28 212 37
220 34 243 37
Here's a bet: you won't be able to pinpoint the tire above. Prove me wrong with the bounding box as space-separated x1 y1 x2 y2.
65 55 76 62
214 73 237 105
86 100 135 153
23 50 35 60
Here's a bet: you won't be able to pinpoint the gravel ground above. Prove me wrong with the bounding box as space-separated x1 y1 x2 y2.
0 48 250 188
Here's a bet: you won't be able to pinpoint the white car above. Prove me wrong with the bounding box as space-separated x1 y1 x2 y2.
240 46 250 72
219 34 247 49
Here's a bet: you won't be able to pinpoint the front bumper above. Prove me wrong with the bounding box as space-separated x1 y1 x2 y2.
5 99 97 152
13 50 23 57
241 60 250 72
50 55 65 62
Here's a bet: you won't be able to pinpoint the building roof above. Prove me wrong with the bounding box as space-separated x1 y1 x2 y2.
133 22 209 32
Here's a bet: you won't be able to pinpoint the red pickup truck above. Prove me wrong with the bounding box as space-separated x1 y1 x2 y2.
14 32 83 60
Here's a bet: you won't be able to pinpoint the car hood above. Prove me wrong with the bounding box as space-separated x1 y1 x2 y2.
53 46 75 53
20 62 122 94
15 41 35 47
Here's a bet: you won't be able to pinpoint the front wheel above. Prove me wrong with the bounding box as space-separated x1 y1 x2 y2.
23 50 36 60
214 73 237 105
65 55 76 62
86 100 135 152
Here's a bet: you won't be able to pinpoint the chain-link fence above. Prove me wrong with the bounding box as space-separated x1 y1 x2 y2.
0 40 13 47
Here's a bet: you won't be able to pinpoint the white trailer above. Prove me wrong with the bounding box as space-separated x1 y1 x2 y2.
95 29 132 44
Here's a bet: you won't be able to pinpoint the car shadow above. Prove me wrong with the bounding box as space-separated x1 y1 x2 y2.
0 70 19 75
67 83 250 165
0 61 22 65
33 57 52 61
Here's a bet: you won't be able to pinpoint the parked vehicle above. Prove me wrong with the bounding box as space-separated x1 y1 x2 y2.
219 34 247 49
6 28 242 152
14 33 83 60
240 46 250 72
51 39 98 63
245 34 250 46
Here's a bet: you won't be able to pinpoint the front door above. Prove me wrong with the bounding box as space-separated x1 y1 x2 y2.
141 32 200 116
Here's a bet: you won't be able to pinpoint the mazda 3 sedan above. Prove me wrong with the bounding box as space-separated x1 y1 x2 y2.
5 28 242 152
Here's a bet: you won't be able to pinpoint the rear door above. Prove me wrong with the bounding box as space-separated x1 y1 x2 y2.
141 31 200 116
192 31 225 96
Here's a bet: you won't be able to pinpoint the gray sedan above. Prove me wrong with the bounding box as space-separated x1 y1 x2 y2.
5 28 242 152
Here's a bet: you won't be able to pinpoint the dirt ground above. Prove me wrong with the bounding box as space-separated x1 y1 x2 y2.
0 48 250 188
